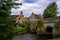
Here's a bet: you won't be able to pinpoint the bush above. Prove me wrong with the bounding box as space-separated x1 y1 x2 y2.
13 27 28 34
12 21 30 34
0 24 13 40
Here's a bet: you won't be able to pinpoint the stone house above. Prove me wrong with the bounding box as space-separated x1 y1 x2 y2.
29 12 41 22
16 11 27 23
29 12 41 32
11 11 28 23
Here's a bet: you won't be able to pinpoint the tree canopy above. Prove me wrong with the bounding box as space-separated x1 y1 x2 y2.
0 0 22 40
35 19 42 27
43 2 58 18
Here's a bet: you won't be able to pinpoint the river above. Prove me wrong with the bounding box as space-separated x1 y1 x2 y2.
10 33 53 40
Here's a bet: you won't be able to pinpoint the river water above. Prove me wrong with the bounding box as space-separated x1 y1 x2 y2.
11 33 53 40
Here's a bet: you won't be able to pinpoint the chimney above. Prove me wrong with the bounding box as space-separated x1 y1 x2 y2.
20 11 24 17
32 12 34 14
32 12 35 15
20 11 23 14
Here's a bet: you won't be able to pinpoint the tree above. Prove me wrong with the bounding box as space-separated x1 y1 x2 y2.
0 0 22 40
43 2 58 18
23 21 30 31
35 19 42 27
35 19 43 34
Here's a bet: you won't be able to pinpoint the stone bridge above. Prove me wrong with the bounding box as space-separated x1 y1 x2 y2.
37 18 57 35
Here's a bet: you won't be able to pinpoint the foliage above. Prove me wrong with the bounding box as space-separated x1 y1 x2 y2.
13 21 30 34
0 0 22 40
23 21 30 31
0 14 13 40
55 22 60 35
55 22 60 28
13 27 27 34
23 21 30 27
35 19 42 27
0 0 22 9
12 20 17 27
43 2 58 18
20 21 30 28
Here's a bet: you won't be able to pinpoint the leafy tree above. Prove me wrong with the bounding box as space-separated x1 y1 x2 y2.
35 19 43 34
24 21 30 27
0 0 22 40
35 19 42 27
20 21 30 28
55 22 60 28
43 2 58 18
23 21 30 31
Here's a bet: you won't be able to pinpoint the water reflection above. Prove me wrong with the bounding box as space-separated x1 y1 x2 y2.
11 33 53 40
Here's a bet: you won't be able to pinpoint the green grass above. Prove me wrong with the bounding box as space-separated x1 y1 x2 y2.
12 27 28 34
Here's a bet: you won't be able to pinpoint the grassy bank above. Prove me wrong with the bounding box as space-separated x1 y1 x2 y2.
12 27 28 35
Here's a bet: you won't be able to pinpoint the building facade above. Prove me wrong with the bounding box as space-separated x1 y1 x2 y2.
16 11 27 23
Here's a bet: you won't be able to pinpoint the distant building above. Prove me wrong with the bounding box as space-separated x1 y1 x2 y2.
29 12 41 22
16 11 28 23
11 11 28 23
29 12 41 32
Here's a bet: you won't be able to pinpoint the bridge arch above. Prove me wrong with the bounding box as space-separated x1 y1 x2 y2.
45 26 53 33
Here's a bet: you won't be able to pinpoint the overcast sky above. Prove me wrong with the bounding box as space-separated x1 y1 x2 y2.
11 0 60 17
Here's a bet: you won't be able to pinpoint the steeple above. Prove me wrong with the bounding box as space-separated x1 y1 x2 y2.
32 12 34 15
20 11 24 17
20 11 23 15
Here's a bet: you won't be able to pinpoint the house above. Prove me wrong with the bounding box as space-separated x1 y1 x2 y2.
16 11 28 23
29 12 41 22
11 11 28 23
29 12 41 32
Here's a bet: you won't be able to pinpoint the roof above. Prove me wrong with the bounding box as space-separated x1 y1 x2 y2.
32 12 41 19
11 15 19 19
43 18 56 23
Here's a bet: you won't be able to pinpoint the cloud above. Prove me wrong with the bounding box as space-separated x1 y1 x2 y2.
11 0 60 17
